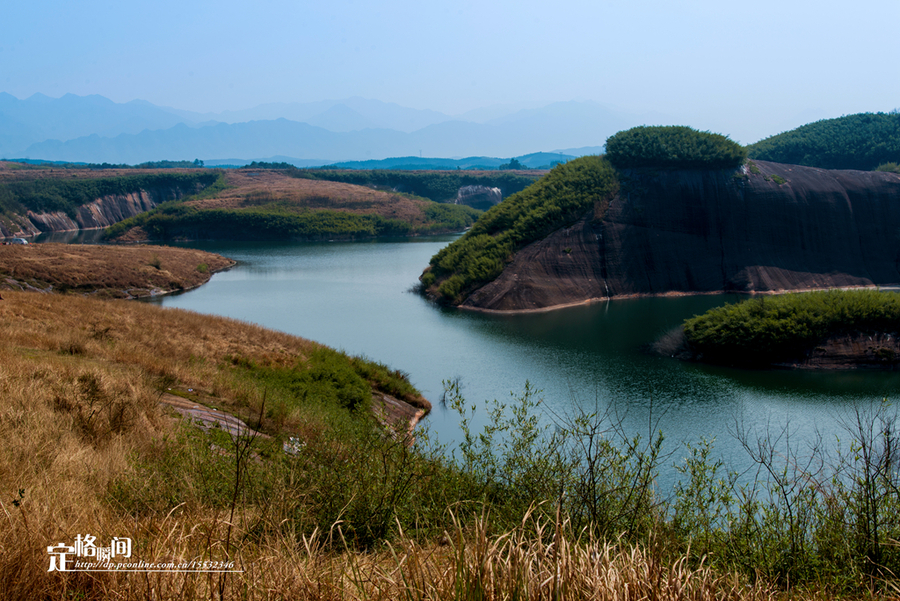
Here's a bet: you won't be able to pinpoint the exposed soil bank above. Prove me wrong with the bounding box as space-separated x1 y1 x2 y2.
654 327 900 370
462 161 900 312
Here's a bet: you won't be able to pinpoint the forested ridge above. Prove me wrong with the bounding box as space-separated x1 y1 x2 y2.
293 168 540 202
747 111 900 170
0 171 220 219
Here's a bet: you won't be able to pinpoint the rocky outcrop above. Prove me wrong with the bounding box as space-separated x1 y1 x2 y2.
4 187 190 237
456 185 502 211
462 161 900 311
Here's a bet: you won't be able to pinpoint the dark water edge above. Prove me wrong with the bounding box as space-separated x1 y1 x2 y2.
33 229 107 244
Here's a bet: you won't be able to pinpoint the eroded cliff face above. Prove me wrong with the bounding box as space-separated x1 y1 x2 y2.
463 161 900 311
455 185 502 211
2 187 189 238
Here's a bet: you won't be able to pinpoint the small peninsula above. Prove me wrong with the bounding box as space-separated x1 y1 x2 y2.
0 242 234 298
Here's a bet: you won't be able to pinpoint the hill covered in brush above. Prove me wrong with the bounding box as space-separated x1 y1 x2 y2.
679 289 900 367
420 154 619 303
100 168 482 241
0 243 234 298
0 162 220 237
746 112 900 171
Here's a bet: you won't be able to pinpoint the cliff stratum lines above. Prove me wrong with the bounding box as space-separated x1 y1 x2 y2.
426 158 900 312
0 164 220 237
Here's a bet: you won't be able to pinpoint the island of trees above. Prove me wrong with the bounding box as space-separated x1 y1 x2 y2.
675 289 900 367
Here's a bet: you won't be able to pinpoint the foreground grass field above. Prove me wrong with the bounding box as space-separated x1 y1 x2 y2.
2 288 900 599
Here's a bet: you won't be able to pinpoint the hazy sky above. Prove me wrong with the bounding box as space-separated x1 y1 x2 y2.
3 0 898 143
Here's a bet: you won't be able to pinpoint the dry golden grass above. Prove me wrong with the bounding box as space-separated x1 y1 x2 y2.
185 170 438 225
0 243 234 297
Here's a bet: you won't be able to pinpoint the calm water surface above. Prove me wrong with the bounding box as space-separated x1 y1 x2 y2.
148 236 900 483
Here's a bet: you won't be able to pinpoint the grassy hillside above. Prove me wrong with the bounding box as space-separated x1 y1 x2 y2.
106 169 481 241
682 289 900 364
0 243 234 297
746 112 900 170
420 155 618 303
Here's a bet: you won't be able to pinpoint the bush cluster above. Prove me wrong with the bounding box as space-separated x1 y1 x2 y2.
682 289 900 364
605 125 747 170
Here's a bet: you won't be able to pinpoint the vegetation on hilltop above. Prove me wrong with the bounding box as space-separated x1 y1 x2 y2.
1 159 206 169
0 170 221 219
421 155 618 303
105 198 479 242
682 289 900 365
746 112 900 170
105 169 481 241
295 168 540 202
605 125 747 170
105 203 478 241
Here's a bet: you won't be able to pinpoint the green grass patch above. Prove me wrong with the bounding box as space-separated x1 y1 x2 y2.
105 193 480 241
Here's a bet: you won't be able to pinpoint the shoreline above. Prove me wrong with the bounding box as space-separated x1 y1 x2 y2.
456 284 900 315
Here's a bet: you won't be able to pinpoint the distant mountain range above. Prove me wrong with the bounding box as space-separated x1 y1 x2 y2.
0 93 660 165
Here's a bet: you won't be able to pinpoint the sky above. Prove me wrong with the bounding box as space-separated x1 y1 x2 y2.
2 0 899 144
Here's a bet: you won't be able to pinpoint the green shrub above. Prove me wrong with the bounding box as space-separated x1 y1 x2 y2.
605 125 747 170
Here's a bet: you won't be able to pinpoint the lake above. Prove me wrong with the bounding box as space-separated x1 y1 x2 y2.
145 235 900 484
